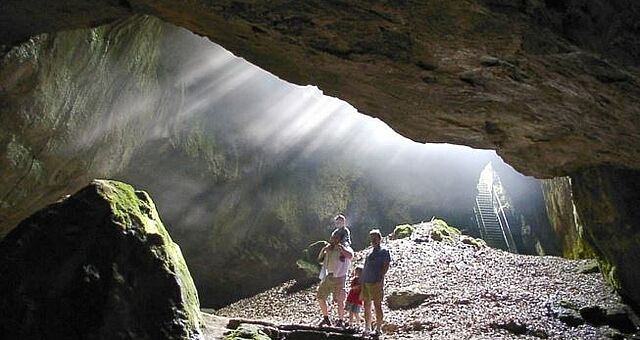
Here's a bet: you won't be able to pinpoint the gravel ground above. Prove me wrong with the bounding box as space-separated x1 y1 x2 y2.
217 223 638 339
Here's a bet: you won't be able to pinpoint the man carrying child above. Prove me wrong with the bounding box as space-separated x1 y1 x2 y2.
316 233 354 327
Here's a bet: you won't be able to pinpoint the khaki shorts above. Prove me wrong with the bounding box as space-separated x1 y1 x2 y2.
317 275 346 301
359 282 383 302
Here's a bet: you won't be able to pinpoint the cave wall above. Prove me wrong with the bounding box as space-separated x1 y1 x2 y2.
541 176 597 259
2 0 640 178
1 0 640 309
541 169 640 308
2 16 510 307
570 166 640 309
0 16 173 236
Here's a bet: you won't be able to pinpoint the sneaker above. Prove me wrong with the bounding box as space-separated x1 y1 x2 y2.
318 316 331 327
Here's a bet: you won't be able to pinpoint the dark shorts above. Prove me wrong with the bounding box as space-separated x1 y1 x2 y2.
345 302 362 313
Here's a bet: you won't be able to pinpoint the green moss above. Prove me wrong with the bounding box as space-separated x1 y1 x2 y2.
598 260 621 291
94 180 203 333
294 240 327 278
430 218 461 242
224 324 272 340
393 224 414 239
460 235 487 248
564 236 598 260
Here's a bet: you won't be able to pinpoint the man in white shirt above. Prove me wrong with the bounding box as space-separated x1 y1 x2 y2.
317 233 354 327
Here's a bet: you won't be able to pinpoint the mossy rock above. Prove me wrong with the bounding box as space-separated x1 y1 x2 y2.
460 235 487 249
393 224 414 239
0 180 202 339
430 219 462 242
295 240 328 279
224 323 273 340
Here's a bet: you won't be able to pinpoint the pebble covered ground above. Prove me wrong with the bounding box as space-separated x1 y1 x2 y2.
217 223 639 339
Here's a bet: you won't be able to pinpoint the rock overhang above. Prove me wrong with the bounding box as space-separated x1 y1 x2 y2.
2 0 640 178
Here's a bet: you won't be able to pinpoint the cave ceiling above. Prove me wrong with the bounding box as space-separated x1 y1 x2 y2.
2 0 640 178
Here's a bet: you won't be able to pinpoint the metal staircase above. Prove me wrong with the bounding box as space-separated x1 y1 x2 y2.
474 164 518 253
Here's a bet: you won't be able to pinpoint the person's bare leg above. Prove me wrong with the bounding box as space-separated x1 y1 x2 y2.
373 299 384 332
363 300 373 332
319 298 329 317
337 297 345 321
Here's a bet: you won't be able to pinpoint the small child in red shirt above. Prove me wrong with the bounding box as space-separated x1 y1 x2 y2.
345 265 364 327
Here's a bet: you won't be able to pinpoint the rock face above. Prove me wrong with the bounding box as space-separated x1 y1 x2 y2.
2 15 546 308
0 15 170 239
2 0 640 178
570 167 640 310
541 177 596 259
0 180 202 339
542 169 640 310
2 0 640 311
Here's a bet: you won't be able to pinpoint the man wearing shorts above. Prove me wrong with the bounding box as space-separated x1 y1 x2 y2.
317 233 354 327
360 229 391 336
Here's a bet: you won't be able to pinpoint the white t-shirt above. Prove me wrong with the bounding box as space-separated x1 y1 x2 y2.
319 245 353 279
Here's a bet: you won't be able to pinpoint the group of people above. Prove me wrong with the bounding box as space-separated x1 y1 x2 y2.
316 214 391 336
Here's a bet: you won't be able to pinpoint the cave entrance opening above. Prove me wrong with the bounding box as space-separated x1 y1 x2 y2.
0 16 557 308
106 22 554 306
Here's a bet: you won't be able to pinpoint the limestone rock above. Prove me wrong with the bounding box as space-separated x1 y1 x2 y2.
386 288 435 310
460 235 487 249
4 0 640 178
0 180 202 339
577 260 600 274
2 0 640 312
579 305 638 334
541 177 597 259
571 166 640 310
429 219 462 242
224 323 272 340
392 224 414 239
553 306 585 327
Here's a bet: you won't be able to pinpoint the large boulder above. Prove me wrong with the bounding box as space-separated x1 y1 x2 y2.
0 180 202 339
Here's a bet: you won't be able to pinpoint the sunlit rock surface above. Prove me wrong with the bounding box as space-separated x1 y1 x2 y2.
0 16 170 238
542 176 596 259
0 180 202 339
218 222 639 339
